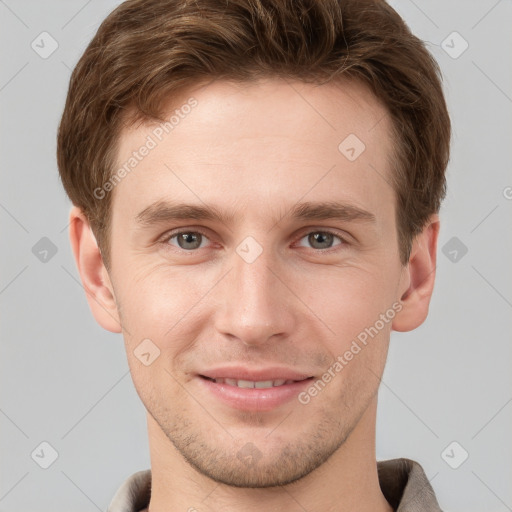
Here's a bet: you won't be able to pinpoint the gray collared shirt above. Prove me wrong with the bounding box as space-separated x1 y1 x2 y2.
107 458 442 512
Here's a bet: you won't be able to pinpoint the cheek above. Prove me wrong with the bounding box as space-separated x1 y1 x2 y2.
116 263 199 333
117 269 197 400
125 350 191 422
298 264 397 397
299 263 399 341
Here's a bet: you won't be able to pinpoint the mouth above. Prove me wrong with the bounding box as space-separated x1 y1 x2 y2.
199 375 312 389
196 371 315 411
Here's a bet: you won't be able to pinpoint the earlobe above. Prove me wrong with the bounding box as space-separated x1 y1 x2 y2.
68 206 122 333
392 215 440 332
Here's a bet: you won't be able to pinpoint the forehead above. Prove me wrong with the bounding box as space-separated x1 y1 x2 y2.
144 77 390 151
112 77 395 224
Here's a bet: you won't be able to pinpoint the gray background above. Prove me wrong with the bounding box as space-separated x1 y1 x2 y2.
1 1 511 511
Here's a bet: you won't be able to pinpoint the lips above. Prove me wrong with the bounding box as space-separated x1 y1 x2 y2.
199 366 313 382
196 366 314 411
201 376 300 388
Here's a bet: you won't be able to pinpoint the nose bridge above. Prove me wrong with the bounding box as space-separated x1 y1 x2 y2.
215 234 293 345
235 238 275 302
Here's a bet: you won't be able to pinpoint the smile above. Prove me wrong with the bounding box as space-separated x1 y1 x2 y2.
201 376 307 388
197 374 315 411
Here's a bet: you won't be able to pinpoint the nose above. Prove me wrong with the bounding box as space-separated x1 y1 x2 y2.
214 240 296 347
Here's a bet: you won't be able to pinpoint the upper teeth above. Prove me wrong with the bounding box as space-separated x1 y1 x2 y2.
213 378 294 388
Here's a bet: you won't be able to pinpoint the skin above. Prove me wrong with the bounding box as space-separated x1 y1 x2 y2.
69 78 439 512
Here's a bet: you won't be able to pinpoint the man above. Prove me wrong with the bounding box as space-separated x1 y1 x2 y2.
57 0 450 510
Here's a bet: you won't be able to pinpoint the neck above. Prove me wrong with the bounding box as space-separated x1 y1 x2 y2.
144 398 392 512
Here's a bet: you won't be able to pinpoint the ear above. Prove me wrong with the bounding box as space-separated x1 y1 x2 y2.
68 206 122 333
392 215 440 332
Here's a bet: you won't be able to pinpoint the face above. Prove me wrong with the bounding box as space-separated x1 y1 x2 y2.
105 78 408 487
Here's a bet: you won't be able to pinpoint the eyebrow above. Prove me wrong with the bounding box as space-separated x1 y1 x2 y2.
135 200 376 227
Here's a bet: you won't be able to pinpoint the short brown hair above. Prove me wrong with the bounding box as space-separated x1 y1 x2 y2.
57 0 450 268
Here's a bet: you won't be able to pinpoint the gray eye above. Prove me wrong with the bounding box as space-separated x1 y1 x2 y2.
170 232 207 250
309 232 333 249
298 232 342 250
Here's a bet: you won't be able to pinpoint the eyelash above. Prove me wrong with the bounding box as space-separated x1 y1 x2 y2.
159 228 349 253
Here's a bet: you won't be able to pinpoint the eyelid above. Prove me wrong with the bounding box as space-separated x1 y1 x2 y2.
158 227 213 246
295 226 350 243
